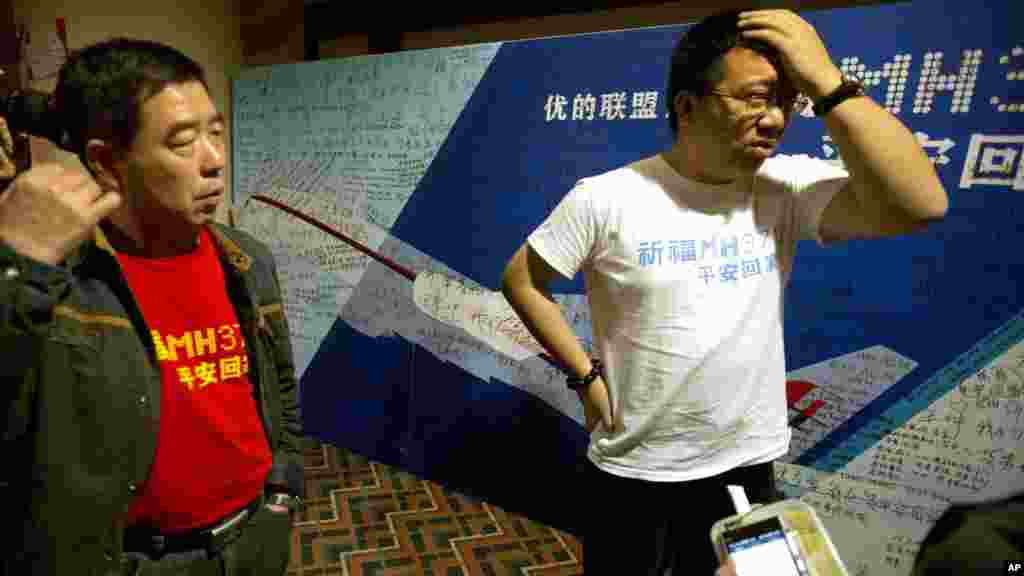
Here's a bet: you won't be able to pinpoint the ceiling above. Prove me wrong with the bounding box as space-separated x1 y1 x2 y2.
305 1 699 34
302 0 891 37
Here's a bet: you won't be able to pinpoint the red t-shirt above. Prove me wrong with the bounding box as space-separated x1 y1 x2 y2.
116 227 273 533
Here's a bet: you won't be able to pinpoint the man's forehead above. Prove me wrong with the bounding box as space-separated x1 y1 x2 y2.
717 46 786 86
134 80 220 138
140 81 221 132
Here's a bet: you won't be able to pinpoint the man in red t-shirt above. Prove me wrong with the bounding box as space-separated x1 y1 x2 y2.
0 39 303 575
115 225 276 534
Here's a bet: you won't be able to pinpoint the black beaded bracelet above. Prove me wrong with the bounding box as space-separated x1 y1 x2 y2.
567 358 602 391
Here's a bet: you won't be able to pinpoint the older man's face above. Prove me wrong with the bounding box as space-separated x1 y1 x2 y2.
112 80 226 232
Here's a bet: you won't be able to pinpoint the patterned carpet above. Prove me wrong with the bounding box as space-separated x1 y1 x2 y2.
286 441 584 576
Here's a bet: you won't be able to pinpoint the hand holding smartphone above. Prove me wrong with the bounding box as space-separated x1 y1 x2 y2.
711 498 849 576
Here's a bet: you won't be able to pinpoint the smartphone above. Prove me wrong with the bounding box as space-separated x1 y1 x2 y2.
711 499 849 576
720 516 806 576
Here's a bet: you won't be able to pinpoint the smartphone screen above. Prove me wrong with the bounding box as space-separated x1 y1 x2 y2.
722 516 806 576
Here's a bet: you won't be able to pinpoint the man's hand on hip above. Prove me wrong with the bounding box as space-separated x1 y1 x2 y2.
579 375 615 433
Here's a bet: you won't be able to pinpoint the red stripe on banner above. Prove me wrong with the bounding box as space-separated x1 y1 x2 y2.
802 399 826 418
786 379 816 406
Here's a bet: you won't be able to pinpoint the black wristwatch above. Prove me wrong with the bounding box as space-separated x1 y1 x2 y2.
812 77 865 117
567 358 603 391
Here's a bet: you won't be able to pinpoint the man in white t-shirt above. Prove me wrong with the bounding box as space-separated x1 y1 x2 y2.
500 8 948 576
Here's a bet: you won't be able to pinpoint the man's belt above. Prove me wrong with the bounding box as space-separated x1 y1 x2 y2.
122 496 262 560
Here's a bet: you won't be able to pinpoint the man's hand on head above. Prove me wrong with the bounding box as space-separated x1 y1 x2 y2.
0 163 121 265
737 10 844 101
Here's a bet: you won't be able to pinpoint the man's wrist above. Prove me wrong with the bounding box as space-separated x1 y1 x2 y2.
567 358 602 391
0 231 61 267
803 69 844 103
812 76 866 117
1 239 68 297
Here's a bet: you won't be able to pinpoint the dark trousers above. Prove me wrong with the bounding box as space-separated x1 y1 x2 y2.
111 502 293 576
581 457 780 576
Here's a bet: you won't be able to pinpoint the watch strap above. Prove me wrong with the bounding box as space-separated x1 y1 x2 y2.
813 78 866 117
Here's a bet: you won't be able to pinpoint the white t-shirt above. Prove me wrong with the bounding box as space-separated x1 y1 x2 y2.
527 153 848 482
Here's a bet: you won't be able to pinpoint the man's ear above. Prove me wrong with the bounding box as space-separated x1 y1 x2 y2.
84 139 123 193
673 91 697 129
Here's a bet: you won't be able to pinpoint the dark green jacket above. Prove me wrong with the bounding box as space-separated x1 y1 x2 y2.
0 222 304 575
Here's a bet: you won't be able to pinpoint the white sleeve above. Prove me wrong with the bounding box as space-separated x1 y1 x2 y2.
526 179 601 280
758 154 849 245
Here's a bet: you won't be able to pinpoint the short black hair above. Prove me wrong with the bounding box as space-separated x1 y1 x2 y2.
665 9 781 136
53 38 207 161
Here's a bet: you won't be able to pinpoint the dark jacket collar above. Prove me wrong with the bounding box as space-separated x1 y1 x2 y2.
65 221 252 273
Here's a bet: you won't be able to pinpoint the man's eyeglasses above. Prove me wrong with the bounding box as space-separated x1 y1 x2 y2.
708 89 808 118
